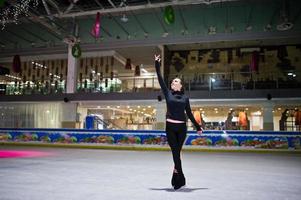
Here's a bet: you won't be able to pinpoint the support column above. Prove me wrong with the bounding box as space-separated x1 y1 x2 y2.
66 44 78 93
61 103 80 128
77 106 88 129
153 45 166 130
154 103 166 130
158 45 165 82
262 102 274 130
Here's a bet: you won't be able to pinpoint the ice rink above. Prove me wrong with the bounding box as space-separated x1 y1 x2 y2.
1 146 301 200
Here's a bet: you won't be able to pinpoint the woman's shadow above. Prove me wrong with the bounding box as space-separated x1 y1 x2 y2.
149 187 209 193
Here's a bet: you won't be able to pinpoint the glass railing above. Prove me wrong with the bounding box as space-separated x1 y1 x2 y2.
76 76 160 93
1 70 300 95
172 70 301 91
3 81 66 95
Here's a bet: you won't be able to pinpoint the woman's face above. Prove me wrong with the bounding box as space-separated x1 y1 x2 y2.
171 78 182 92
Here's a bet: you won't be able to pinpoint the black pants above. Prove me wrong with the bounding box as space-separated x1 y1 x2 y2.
166 121 187 174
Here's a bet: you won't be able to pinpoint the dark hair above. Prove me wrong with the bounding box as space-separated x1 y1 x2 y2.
169 77 185 94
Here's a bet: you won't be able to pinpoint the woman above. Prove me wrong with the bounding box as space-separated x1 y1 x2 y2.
154 55 203 190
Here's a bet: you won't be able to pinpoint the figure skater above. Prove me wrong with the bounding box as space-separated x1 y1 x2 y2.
154 55 203 190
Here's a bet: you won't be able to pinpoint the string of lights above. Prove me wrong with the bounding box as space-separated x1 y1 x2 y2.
0 0 39 30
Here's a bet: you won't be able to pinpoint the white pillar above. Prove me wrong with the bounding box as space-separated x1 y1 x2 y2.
77 106 88 129
66 44 78 93
61 103 79 128
154 103 166 130
262 102 274 130
154 45 166 130
158 45 165 80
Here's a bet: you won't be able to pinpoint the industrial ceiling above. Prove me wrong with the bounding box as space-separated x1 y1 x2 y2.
0 0 300 61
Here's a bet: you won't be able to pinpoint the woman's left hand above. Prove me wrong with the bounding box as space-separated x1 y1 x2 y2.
154 54 161 62
197 130 203 135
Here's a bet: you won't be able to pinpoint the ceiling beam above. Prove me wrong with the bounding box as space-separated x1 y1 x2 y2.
267 5 281 26
41 0 53 20
109 14 130 37
29 7 69 34
46 0 62 15
178 8 188 34
131 11 148 36
153 8 168 36
5 29 34 44
245 4 254 30
26 9 63 39
19 27 48 42
55 0 240 18
63 2 77 14
24 17 63 40
107 0 116 8
292 7 301 23
100 25 113 38
0 34 18 44
0 50 116 63
93 0 104 9
25 17 62 40
2 30 301 59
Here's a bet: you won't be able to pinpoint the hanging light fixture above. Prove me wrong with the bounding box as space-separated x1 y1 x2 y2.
120 14 129 23
91 12 101 39
105 57 109 73
277 18 293 31
125 58 131 70
99 57 103 80
164 6 175 25
110 57 114 80
12 55 21 73
250 51 259 72
277 0 294 31
105 78 108 87
208 26 217 35
135 65 140 76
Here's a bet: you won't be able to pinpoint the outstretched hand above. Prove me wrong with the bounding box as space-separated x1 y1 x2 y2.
155 54 161 62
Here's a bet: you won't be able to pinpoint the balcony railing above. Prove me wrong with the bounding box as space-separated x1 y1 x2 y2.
178 70 301 91
1 70 300 95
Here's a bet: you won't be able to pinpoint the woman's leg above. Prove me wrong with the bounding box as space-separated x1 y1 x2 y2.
166 123 179 171
166 123 187 174
175 123 187 174
166 122 180 187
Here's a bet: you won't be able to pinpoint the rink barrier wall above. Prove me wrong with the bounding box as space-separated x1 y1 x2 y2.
0 128 301 150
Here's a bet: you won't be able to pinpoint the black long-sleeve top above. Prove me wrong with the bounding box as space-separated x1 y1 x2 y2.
155 60 201 131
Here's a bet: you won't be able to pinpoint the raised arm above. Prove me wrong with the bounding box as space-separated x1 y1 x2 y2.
185 98 202 131
154 55 169 97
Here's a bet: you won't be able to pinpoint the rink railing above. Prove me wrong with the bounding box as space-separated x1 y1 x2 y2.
1 128 301 150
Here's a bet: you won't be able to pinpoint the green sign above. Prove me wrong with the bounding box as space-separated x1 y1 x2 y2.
72 43 82 58
0 0 6 7
164 6 175 25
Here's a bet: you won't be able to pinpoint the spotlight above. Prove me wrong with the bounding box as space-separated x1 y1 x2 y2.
245 25 252 31
120 14 129 22
264 24 272 31
208 26 216 35
162 32 169 37
277 21 294 31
